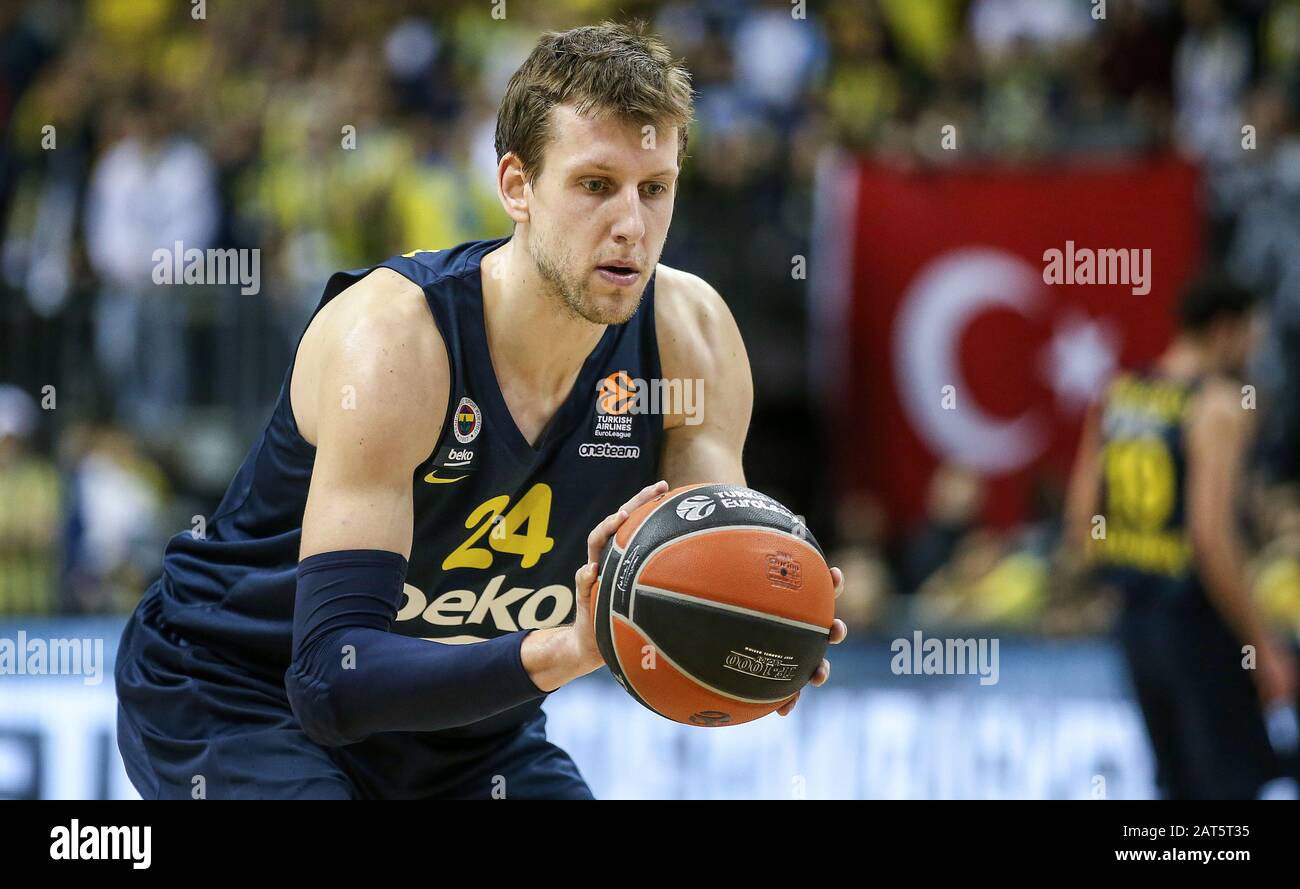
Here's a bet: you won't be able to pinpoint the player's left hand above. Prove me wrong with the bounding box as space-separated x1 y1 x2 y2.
776 565 847 717
571 480 672 675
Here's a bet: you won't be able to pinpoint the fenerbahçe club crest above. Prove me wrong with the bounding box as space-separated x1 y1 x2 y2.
454 396 482 444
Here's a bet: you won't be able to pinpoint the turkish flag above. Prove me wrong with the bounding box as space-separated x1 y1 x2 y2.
825 156 1202 530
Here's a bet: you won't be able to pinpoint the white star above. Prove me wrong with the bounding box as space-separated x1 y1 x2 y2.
1039 311 1121 413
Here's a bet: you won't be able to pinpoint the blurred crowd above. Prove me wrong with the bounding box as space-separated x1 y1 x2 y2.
829 461 1300 642
1 0 1299 637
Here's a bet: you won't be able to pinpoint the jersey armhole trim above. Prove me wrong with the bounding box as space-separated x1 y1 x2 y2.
283 264 455 467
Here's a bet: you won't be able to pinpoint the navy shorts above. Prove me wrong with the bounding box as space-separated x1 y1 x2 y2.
1118 602 1284 800
115 589 592 800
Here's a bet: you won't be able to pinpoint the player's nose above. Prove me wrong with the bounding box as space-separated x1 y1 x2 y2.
609 185 646 245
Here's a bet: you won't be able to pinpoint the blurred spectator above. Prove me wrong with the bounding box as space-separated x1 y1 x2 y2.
0 384 60 614
60 421 168 614
968 0 1093 62
900 463 986 594
914 528 1048 630
828 490 894 632
84 83 219 437
0 4 54 226
730 1 827 117
1172 0 1252 160
822 1 904 150
1250 484 1300 637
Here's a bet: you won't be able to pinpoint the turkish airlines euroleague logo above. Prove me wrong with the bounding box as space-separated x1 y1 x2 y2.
598 371 638 415
594 370 704 425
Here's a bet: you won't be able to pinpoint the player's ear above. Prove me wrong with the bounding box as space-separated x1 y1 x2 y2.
497 153 531 225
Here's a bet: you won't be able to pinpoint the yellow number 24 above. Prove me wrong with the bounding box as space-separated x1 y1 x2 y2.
442 482 556 571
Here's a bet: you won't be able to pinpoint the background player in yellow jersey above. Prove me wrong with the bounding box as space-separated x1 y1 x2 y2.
1065 273 1297 799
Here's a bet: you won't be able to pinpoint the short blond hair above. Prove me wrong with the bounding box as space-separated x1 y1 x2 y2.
494 20 694 182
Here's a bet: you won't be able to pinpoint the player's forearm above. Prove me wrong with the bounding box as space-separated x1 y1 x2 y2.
1063 403 1102 560
1196 533 1269 647
285 549 548 746
286 624 546 745
521 625 602 692
1062 477 1098 559
658 438 746 488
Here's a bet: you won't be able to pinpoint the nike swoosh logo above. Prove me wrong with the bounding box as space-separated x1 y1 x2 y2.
423 471 468 485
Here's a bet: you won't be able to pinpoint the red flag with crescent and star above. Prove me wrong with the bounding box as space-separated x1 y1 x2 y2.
818 155 1202 531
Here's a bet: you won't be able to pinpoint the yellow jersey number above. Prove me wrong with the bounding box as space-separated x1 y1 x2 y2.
1103 437 1176 532
442 482 556 570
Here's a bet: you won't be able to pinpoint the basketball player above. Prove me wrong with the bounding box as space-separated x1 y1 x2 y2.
1064 273 1297 799
113 22 847 799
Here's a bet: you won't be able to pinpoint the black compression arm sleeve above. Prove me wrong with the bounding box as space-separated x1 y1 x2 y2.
284 549 547 746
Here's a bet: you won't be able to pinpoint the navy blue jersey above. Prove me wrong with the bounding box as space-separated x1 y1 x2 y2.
1093 371 1284 798
1091 370 1213 615
136 236 664 796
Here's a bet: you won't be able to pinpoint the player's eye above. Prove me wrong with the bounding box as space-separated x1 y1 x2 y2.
580 179 608 194
642 182 668 198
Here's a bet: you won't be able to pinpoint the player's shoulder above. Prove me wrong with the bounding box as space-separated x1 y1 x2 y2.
653 264 741 371
349 265 430 314
1187 373 1252 437
293 267 448 448
322 267 443 359
653 264 729 328
379 240 496 290
1193 374 1246 413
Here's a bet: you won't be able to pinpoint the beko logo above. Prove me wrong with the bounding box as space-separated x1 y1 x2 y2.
446 448 474 465
395 576 573 637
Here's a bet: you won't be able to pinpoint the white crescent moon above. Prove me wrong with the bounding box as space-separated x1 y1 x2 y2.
892 248 1048 473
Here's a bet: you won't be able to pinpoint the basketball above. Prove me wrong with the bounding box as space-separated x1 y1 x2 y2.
592 483 836 727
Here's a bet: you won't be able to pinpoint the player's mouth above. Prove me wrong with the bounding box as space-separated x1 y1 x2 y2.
595 262 641 287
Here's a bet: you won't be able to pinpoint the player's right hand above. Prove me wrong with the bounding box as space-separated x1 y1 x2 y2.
571 480 670 674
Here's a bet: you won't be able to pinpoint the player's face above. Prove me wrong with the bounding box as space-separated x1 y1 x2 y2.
525 104 678 325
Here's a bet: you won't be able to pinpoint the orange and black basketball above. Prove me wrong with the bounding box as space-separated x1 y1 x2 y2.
592 483 835 727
